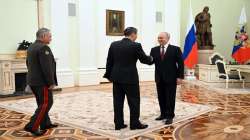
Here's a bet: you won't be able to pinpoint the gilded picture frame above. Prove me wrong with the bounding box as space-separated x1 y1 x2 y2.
106 10 125 36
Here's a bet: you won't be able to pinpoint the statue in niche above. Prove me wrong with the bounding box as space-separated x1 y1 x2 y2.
195 6 214 50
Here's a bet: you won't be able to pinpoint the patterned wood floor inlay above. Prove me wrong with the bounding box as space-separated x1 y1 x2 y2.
0 81 250 140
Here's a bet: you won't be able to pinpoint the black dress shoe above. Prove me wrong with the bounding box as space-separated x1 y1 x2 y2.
41 124 58 130
165 119 173 125
130 123 148 130
155 115 166 121
115 124 128 130
24 127 47 136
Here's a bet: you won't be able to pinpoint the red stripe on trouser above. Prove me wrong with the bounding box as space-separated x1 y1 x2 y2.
32 87 49 131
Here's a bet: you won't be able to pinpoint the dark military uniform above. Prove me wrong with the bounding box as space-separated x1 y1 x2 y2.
25 40 57 131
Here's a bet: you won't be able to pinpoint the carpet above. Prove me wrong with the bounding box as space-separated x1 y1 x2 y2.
0 91 216 139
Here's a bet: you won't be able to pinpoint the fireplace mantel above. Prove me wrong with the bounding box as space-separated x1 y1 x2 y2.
0 55 27 95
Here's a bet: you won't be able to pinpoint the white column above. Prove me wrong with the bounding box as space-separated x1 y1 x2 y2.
165 0 181 46
78 0 99 86
137 0 156 81
37 0 44 28
50 0 74 88
140 0 157 49
42 0 52 29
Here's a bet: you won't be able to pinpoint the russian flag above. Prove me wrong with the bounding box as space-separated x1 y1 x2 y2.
232 7 250 64
182 6 198 69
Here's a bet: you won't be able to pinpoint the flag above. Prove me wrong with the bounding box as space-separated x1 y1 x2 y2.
182 4 198 69
232 7 250 64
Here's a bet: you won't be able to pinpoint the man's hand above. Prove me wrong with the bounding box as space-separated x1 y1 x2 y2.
107 78 112 82
177 78 183 85
48 85 56 90
103 75 112 82
150 56 154 62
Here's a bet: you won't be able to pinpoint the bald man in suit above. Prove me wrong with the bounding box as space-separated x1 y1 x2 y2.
149 32 184 125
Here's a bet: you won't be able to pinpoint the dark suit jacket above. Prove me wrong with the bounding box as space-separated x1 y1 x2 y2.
150 45 184 83
26 40 58 86
104 38 152 84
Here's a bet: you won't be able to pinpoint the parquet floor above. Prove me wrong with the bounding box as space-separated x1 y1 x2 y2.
0 81 250 140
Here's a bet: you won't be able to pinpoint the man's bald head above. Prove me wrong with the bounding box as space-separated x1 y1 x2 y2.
158 32 170 46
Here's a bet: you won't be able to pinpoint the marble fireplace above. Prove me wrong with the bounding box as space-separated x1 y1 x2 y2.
0 55 27 95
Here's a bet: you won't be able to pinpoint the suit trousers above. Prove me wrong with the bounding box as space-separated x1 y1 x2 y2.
156 81 177 119
113 82 140 127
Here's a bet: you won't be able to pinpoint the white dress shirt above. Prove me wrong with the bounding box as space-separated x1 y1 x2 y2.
160 42 169 55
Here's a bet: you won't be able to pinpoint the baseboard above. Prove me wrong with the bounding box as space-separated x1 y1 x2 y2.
57 69 74 88
77 68 100 86
98 67 154 83
138 67 154 81
97 67 155 83
98 68 109 83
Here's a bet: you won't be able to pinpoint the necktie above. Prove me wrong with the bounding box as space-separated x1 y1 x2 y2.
160 46 165 60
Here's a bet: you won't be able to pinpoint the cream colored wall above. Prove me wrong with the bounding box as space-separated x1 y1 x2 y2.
2 0 249 86
43 0 51 28
1 0 249 59
246 1 250 39
181 0 250 61
156 0 166 37
95 0 136 68
0 0 38 54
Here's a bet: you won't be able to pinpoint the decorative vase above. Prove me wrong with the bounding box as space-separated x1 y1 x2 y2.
16 50 27 59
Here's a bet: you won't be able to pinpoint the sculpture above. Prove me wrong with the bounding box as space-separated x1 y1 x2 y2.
195 6 214 49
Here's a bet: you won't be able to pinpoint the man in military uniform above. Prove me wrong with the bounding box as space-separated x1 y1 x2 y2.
24 28 58 136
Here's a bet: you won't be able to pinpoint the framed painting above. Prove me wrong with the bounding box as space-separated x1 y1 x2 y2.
106 10 125 36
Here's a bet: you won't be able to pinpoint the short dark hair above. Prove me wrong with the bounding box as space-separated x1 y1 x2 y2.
124 27 137 36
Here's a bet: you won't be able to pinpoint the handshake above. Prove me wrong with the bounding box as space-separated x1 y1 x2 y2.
102 27 185 130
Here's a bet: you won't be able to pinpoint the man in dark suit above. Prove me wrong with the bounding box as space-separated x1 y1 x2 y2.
104 27 153 130
24 28 58 136
149 32 184 124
